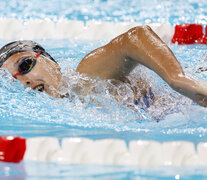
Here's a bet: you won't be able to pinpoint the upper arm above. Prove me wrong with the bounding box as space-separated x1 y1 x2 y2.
76 33 137 80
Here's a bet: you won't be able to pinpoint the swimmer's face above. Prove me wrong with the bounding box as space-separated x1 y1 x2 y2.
2 52 63 97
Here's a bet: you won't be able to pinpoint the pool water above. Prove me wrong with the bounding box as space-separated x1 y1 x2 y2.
1 0 207 25
0 0 207 179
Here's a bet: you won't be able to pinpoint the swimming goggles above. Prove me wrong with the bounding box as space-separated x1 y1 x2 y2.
13 52 41 79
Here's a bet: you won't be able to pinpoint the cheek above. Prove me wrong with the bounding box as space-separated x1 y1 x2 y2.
30 61 62 85
30 66 45 78
42 62 61 77
39 64 61 84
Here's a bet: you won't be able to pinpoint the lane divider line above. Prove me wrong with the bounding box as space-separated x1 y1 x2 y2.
0 18 206 44
1 136 207 167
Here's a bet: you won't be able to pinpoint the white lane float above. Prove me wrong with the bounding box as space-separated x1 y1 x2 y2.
0 18 173 43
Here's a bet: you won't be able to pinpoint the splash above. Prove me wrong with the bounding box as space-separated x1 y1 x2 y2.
196 50 207 77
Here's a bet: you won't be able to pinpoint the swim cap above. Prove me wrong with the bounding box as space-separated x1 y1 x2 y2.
0 40 57 67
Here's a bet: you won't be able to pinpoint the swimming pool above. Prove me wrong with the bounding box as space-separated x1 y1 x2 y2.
1 0 207 179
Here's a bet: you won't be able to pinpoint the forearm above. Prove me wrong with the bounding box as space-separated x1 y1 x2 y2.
170 75 207 105
123 25 185 84
122 26 207 106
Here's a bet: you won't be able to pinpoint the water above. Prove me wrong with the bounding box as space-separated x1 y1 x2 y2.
1 0 207 25
0 0 207 179
1 161 207 180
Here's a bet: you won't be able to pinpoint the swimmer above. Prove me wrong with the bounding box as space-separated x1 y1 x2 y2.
1 25 207 107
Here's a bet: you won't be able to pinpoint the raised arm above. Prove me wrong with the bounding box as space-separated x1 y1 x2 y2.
76 25 207 106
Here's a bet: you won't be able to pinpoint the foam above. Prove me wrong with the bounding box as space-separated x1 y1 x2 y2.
23 137 207 167
0 18 174 42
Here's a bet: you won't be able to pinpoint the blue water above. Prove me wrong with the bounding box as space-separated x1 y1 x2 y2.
0 0 207 179
1 0 207 25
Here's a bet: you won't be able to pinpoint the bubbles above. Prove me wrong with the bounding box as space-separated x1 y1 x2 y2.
196 50 207 77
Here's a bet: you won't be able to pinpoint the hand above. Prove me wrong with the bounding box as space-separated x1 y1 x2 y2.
171 76 207 107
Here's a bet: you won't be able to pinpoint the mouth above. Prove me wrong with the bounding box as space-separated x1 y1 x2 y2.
33 84 45 92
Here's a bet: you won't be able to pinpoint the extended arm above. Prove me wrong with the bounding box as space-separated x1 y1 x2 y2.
76 25 207 106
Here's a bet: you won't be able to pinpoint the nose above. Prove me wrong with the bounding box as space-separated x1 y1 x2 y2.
16 75 33 87
26 81 31 85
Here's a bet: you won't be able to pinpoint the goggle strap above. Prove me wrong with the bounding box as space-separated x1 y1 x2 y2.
34 52 41 58
13 72 20 79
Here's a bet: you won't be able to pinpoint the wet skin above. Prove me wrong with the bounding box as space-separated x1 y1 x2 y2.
2 25 207 106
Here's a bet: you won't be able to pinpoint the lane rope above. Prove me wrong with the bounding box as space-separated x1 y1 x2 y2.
0 136 207 167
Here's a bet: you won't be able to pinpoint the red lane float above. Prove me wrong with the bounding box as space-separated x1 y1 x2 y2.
171 24 207 44
203 25 207 44
0 136 26 163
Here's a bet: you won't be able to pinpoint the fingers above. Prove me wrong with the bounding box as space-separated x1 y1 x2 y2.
196 94 207 107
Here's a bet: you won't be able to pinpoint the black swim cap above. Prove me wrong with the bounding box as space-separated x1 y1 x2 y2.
0 40 57 67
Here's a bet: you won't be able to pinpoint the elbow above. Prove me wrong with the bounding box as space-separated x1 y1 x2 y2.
109 25 154 58
126 25 152 39
122 26 150 56
124 25 153 48
110 25 152 47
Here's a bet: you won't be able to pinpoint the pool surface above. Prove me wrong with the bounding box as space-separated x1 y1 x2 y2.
0 0 207 179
